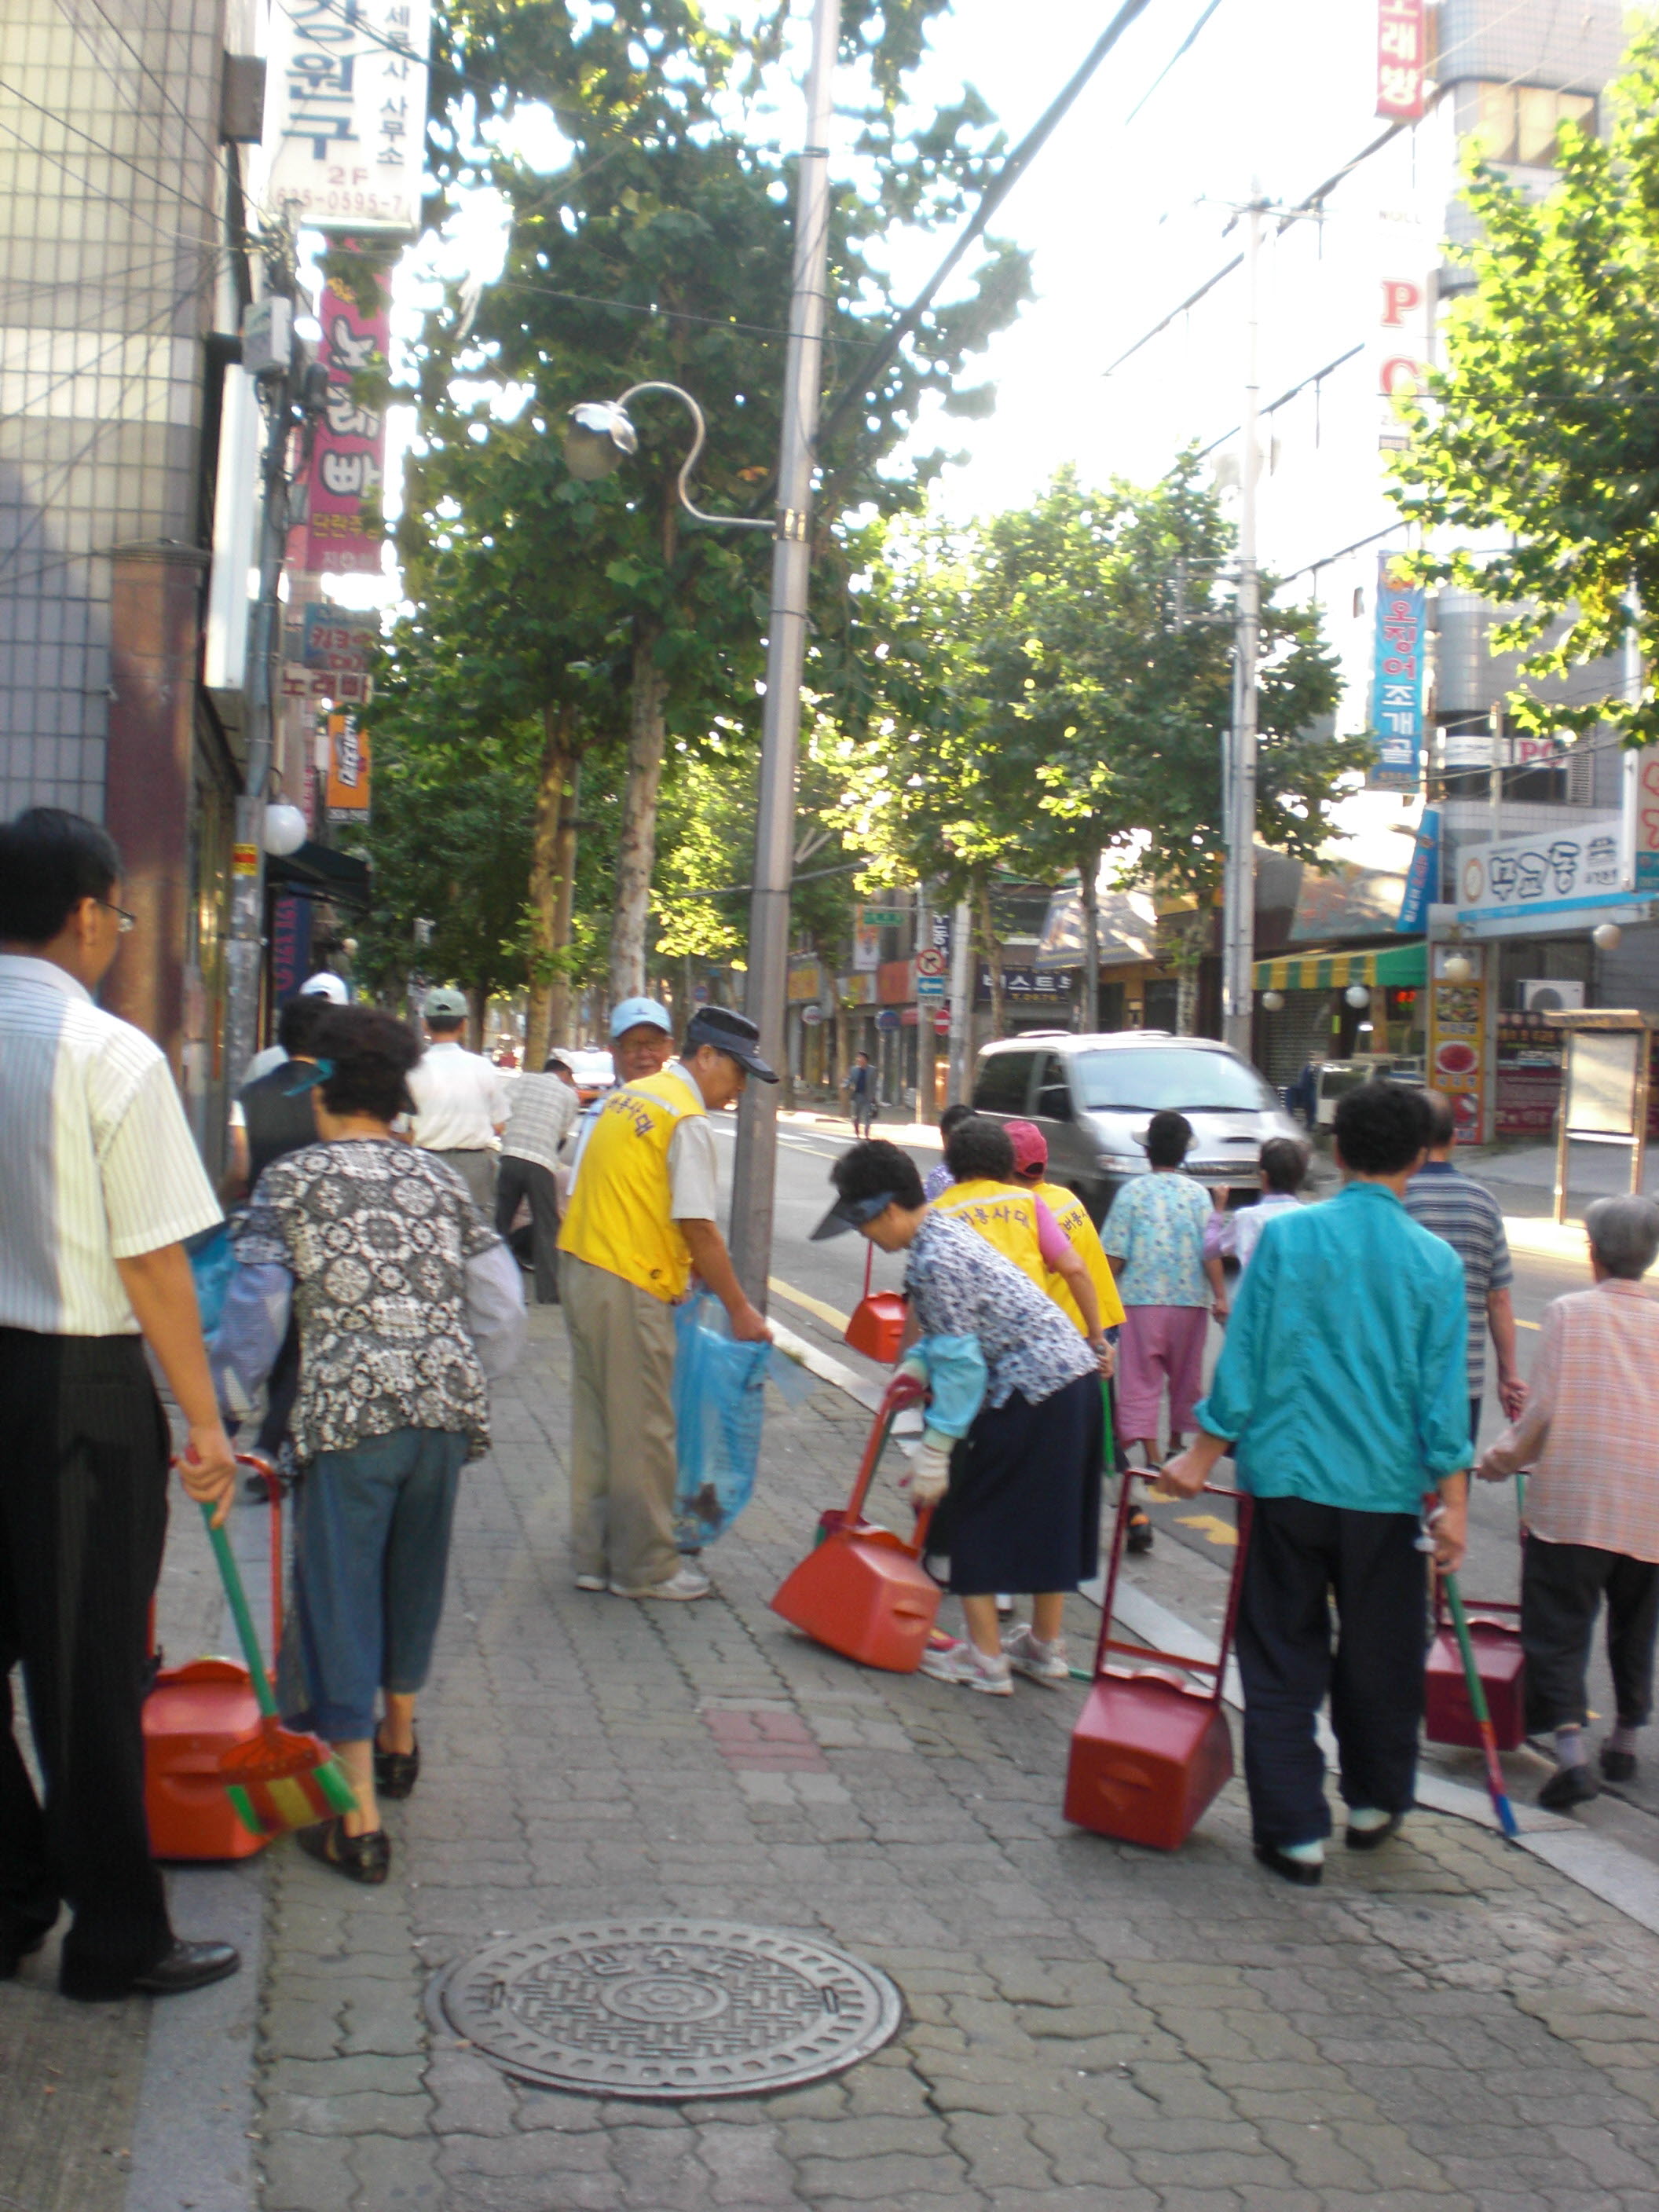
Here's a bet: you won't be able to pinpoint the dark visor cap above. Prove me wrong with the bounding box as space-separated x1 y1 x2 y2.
810 1189 897 1241
685 1005 778 1082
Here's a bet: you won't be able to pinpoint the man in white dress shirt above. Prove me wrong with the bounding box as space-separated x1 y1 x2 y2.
0 808 240 2001
406 985 510 1213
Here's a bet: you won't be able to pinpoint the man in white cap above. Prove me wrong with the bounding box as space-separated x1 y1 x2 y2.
406 986 510 1214
558 1005 775 1601
240 969 350 1088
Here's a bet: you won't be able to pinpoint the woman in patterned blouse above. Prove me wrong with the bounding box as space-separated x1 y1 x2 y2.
214 1008 525 1882
812 1140 1107 1695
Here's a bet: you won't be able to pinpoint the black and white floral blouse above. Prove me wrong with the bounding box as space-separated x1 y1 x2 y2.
236 1138 501 1461
904 1210 1097 1410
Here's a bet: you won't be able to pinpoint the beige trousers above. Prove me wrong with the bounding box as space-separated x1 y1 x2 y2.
561 1251 679 1591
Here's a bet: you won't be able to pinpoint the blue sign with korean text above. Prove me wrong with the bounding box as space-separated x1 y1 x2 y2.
1395 806 1439 932
1370 556 1425 791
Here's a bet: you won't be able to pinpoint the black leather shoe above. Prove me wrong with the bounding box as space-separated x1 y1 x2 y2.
131 1940 241 1997
1345 1812 1405 1851
1538 1763 1600 1811
1600 1745 1638 1783
1254 1841 1323 1886
298 1818 391 1884
374 1732 420 1801
1126 1510 1154 1556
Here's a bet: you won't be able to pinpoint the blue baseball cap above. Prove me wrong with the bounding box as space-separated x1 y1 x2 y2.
610 996 672 1039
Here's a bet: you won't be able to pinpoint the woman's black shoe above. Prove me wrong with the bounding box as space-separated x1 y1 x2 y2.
1537 1763 1600 1811
1344 1813 1405 1851
374 1733 420 1801
1254 1841 1323 1886
1600 1745 1637 1783
1126 1510 1154 1556
298 1818 391 1884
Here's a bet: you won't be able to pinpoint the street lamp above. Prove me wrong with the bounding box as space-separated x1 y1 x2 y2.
563 385 772 534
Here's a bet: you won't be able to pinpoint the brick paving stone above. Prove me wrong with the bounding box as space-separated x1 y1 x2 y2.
348 2130 445 2210
258 2130 356 2212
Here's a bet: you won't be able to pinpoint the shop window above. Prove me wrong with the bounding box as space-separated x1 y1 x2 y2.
1474 84 1595 169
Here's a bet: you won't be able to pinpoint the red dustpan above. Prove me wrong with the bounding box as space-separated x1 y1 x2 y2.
1064 1470 1254 1851
843 1243 906 1365
771 1375 939 1672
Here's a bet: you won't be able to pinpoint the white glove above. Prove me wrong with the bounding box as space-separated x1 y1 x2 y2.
904 1437 953 1508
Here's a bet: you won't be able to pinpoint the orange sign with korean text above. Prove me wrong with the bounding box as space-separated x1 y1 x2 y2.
325 714 372 822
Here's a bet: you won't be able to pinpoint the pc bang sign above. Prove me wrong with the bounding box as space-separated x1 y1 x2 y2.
1370 555 1425 792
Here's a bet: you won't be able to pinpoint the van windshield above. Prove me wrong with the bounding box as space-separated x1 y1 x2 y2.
1071 1047 1277 1113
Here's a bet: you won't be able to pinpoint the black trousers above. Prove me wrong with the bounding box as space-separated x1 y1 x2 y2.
496 1155 562 1304
1522 1532 1659 1734
1236 1495 1427 1848
0 1330 174 1994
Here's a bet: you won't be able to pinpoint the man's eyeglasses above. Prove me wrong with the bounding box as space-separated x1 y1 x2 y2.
100 900 137 934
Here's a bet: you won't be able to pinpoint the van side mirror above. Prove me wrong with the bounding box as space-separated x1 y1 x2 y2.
1038 1085 1073 1122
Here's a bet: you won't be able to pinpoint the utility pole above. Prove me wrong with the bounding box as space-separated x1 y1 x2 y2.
729 0 840 1308
1221 188 1263 1060
947 895 972 1104
224 225 301 1091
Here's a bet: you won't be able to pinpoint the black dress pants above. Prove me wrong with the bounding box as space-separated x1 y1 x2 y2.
1522 1532 1659 1734
496 1155 562 1304
0 1330 174 1995
1236 1495 1427 1848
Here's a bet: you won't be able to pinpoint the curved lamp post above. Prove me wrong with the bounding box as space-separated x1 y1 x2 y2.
563 383 774 535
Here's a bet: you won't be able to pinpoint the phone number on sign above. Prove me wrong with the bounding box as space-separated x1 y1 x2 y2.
290 188 414 224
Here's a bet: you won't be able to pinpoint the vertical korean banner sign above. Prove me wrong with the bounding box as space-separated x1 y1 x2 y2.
1370 555 1425 791
303 276 390 575
1375 0 1426 120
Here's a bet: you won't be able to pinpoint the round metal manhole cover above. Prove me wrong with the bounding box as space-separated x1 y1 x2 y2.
437 1918 903 2100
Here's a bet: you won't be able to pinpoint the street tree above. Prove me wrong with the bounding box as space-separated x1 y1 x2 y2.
1389 24 1659 745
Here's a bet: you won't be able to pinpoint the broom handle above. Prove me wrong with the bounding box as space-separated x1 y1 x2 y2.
200 1505 281 1723
1444 1569 1520 1840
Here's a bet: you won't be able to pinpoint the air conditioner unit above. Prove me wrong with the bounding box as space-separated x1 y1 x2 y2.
1520 980 1585 1013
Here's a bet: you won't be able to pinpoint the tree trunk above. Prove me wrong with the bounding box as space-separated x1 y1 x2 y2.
548 758 580 1050
526 705 578 1068
1174 913 1206 1035
976 876 1005 1042
610 622 668 1003
1079 847 1101 1034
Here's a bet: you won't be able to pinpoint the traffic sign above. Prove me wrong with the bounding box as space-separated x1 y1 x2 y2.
915 974 947 1002
874 1008 900 1031
800 1005 824 1026
932 1011 950 1035
915 947 947 979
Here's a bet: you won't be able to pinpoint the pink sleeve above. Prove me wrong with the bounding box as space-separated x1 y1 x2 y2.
1033 1198 1071 1271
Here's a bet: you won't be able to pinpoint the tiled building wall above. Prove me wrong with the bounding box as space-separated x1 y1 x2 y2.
0 0 227 821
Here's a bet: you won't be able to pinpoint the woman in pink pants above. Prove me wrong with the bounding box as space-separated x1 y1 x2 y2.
1101 1111 1229 1551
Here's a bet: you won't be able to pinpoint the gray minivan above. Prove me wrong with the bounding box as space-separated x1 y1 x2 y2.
972 1030 1303 1222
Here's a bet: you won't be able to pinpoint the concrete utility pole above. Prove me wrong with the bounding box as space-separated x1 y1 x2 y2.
1220 189 1263 1060
729 0 840 1307
225 228 302 1090
947 895 972 1104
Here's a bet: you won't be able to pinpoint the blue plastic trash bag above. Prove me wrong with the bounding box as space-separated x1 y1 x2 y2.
909 1334 987 1441
673 1295 771 1547
186 1220 236 1335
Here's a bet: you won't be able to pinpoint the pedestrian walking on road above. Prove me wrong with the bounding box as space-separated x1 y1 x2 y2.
1231 1137 1309 1276
813 1140 1107 1694
1159 1081 1471 1886
213 1007 526 1883
844 1050 877 1137
496 1051 580 1304
922 1101 972 1200
407 986 510 1214
1002 1119 1126 1346
0 808 240 2001
1102 1110 1229 1551
557 1006 775 1603
1405 1090 1527 1446
1476 1193 1659 1811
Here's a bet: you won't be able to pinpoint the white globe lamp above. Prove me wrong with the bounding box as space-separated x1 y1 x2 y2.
1261 989 1285 1012
1344 983 1371 1009
1593 921 1623 951
1441 951 1474 983
262 801 307 858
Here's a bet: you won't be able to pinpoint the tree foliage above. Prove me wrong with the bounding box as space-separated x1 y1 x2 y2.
1390 25 1659 745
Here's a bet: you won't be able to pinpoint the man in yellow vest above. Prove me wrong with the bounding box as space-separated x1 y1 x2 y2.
930 1116 1114 1357
558 1005 775 1601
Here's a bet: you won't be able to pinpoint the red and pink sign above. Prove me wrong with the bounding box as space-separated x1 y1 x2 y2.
1375 0 1426 121
301 275 390 575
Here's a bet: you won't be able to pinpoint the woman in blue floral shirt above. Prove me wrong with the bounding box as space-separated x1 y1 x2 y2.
812 1140 1106 1695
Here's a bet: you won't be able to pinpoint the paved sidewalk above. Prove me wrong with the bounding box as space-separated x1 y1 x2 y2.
247 1309 1659 2212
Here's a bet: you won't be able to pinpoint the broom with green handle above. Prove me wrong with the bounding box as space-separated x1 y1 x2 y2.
1443 1566 1521 1841
199 1502 357 1837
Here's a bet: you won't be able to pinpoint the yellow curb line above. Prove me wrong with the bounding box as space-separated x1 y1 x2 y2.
768 1276 852 1334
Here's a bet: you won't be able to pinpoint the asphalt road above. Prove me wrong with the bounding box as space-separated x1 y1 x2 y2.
709 1107 1659 1859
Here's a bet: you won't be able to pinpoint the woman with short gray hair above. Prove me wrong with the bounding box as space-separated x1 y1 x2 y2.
1478 1193 1659 1809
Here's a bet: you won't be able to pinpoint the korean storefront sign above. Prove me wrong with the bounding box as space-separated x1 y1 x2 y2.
1456 815 1624 925
267 0 433 236
1369 555 1425 790
1427 943 1488 1145
1375 0 1426 120
1623 747 1659 895
325 713 372 822
299 276 390 576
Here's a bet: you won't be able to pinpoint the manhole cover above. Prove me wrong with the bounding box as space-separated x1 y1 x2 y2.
437 1917 903 2100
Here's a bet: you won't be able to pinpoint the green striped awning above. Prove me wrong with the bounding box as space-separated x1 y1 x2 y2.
1252 942 1426 994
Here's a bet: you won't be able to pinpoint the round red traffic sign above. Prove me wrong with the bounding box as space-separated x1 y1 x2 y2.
915 947 947 978
932 1011 950 1035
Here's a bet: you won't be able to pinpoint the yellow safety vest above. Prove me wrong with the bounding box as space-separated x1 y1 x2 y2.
1035 1179 1126 1336
557 1064 706 1301
931 1179 1048 1293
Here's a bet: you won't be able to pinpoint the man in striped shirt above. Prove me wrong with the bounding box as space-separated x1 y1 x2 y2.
0 808 240 2002
1404 1090 1526 1445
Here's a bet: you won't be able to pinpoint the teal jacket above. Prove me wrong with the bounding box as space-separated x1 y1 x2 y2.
1194 1180 1471 1514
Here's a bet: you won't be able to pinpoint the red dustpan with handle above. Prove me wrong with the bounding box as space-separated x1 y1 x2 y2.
771 1374 939 1672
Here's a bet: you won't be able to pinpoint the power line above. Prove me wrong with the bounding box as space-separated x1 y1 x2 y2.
63 0 224 178
1103 255 1240 379
1193 342 1364 459
0 75 225 228
817 0 1158 454
1126 0 1225 126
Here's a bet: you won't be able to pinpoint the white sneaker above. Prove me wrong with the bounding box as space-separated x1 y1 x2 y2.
1002 1621 1071 1686
610 1566 712 1602
919 1636 1013 1695
575 1574 607 1593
